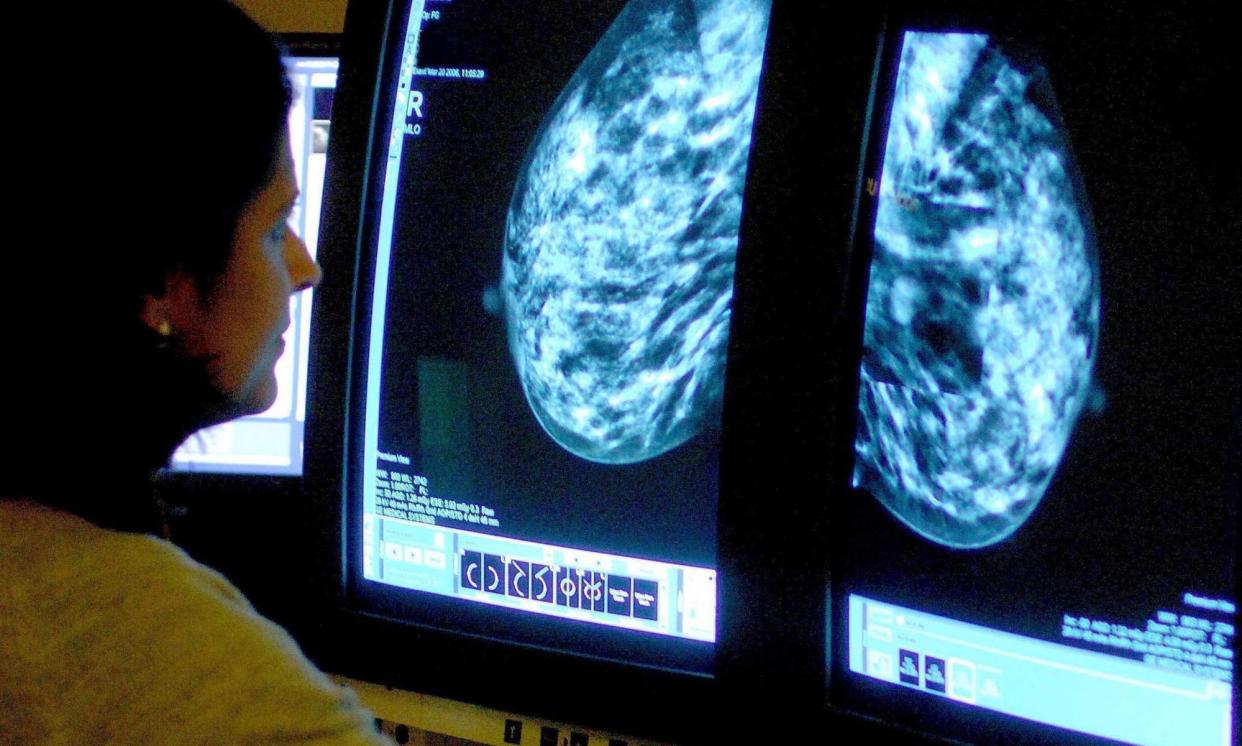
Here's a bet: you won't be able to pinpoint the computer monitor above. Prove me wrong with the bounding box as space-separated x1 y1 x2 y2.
830 5 1237 744
169 50 339 476
296 2 1234 741
296 0 874 739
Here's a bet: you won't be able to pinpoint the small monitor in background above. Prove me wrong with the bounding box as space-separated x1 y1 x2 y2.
168 54 339 476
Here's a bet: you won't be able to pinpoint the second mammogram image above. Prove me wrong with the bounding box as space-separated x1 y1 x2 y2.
854 33 1099 548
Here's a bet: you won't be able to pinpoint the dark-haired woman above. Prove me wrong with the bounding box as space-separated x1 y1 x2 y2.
1 3 388 742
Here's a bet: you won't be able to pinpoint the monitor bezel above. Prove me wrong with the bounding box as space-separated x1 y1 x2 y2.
826 3 1239 744
296 0 879 739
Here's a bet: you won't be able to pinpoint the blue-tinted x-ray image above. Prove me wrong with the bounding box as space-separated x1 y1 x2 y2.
854 33 1100 548
501 0 771 464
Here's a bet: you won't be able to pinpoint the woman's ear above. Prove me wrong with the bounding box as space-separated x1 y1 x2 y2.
138 270 203 340
138 292 173 338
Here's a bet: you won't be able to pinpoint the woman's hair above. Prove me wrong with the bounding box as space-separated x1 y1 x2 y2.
6 1 292 532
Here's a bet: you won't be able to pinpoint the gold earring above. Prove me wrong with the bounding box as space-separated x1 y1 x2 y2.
157 320 172 337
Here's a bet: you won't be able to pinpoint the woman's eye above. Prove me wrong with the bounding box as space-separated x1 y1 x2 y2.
269 223 288 244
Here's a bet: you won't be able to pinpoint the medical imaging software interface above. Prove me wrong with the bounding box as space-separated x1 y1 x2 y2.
354 0 771 660
171 56 339 475
844 32 1235 746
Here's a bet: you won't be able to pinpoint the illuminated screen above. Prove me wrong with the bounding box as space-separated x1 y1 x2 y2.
840 31 1235 745
349 0 772 672
171 56 338 475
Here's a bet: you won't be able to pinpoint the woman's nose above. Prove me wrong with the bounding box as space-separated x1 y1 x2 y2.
287 231 323 292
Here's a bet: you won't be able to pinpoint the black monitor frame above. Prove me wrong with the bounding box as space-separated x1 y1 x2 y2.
827 2 1239 744
280 32 342 59
295 0 884 741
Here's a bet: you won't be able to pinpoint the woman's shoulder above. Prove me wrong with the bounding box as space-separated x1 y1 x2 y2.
0 497 256 653
0 498 232 599
0 497 386 743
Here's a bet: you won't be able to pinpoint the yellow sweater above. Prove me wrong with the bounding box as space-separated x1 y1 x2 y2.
0 500 389 745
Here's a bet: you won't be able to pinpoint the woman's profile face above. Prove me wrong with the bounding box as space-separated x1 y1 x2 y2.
164 133 322 419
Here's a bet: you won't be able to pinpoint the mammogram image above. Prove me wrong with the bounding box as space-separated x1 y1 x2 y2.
854 32 1099 548
502 0 770 464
